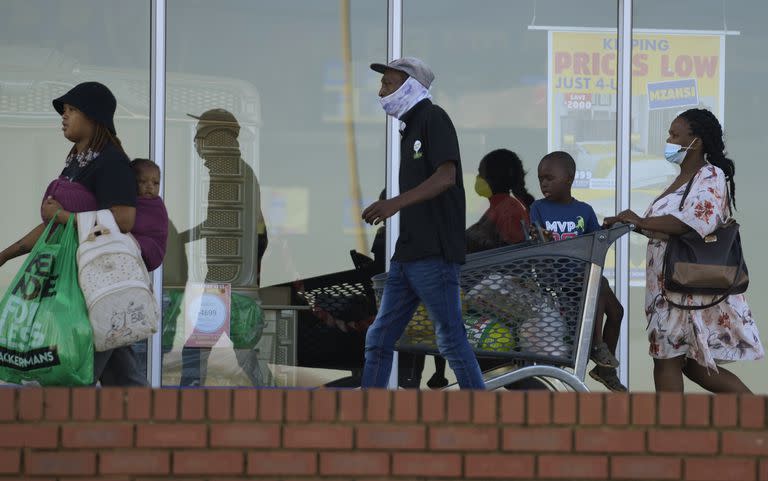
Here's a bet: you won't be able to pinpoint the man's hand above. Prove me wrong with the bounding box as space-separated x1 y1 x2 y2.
362 198 402 225
41 196 64 224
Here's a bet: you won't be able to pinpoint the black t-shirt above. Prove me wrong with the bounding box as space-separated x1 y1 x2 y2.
394 99 466 264
60 142 137 208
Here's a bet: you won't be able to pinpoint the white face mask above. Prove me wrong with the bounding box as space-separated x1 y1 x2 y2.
379 76 432 119
664 138 697 165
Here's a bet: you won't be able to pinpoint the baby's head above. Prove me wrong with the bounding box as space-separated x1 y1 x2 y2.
538 151 575 203
130 158 161 199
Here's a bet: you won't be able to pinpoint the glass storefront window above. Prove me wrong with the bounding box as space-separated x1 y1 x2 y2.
162 1 385 387
630 1 767 393
403 0 618 390
0 0 151 379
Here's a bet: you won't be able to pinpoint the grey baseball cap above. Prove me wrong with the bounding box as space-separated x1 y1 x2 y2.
370 57 435 89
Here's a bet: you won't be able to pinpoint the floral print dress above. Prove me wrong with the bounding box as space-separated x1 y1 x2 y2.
644 165 764 370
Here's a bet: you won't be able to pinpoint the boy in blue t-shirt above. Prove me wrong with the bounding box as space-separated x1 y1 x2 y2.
530 151 626 392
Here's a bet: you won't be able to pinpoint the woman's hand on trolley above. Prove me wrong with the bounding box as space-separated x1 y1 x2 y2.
604 209 643 229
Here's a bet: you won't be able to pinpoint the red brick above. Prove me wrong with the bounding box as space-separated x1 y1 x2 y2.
357 425 425 450
233 389 258 420
18 388 43 421
0 390 15 421
658 392 683 426
180 389 205 421
393 389 418 422
320 452 389 476
0 449 19 474
210 423 280 448
632 392 657 425
136 424 206 447
247 452 316 476
430 426 498 451
761 459 768 481
447 390 471 422
62 423 133 448
339 390 364 422
649 429 718 454
465 454 534 479
174 451 243 475
503 427 572 452
283 425 353 449
422 389 446 422
501 391 525 424
99 388 125 420
713 393 738 427
553 392 577 424
68 477 131 481
392 453 462 477
538 455 608 479
0 425 58 448
207 389 231 420
126 388 151 420
72 388 97 421
527 391 551 425
473 391 497 424
100 451 170 475
685 457 756 481
684 394 711 427
366 389 391 422
575 429 645 453
259 389 284 421
579 392 604 425
741 395 766 429
311 389 336 421
26 451 96 476
284 390 310 421
153 389 178 420
723 431 768 455
612 455 682 480
43 387 69 421
605 392 629 425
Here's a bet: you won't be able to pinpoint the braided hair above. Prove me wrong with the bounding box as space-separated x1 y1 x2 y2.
678 108 736 209
480 149 535 208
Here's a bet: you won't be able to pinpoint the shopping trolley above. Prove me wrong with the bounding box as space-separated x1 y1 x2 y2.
372 224 632 391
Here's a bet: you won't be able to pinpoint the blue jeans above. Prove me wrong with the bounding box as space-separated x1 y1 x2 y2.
362 258 485 389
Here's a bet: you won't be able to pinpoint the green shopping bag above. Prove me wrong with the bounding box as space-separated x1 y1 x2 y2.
0 216 94 385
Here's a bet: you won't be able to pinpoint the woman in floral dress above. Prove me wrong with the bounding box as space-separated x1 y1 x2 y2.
605 108 763 392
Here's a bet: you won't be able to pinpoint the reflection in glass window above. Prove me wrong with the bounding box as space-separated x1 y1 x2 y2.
403 0 618 389
162 1 385 387
0 0 151 381
630 1 768 393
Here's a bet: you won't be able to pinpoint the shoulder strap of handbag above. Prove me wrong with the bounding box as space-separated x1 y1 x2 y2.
678 166 734 217
76 211 98 244
95 209 121 234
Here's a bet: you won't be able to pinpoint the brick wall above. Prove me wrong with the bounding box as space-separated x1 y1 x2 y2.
0 388 767 480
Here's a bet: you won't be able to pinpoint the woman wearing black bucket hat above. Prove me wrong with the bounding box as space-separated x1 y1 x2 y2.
0 81 147 386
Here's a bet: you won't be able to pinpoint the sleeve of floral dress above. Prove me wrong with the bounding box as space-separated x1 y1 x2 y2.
669 165 729 238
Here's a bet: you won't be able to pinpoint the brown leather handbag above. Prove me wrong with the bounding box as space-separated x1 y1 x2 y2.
662 177 748 310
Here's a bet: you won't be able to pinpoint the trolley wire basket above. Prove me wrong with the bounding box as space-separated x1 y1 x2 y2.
372 224 632 391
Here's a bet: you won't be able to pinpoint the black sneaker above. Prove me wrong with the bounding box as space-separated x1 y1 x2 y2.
426 372 449 389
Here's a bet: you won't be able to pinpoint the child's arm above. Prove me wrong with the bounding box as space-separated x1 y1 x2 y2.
0 223 46 268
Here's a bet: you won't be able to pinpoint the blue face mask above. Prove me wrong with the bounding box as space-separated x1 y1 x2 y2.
664 138 696 165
